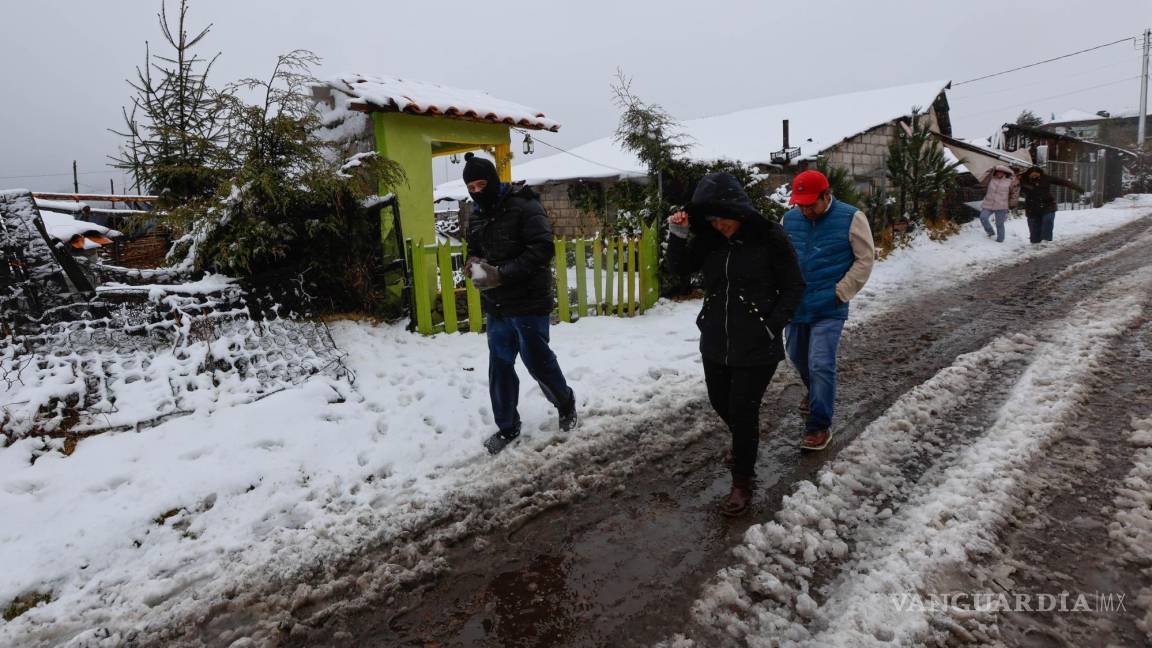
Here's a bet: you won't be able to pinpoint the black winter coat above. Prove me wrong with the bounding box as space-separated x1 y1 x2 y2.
668 212 806 367
466 184 555 316
1019 169 1083 218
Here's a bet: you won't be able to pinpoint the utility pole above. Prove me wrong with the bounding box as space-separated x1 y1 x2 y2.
1140 28 1150 149
72 160 79 194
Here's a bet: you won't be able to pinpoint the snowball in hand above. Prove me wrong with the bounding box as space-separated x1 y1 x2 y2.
470 263 488 281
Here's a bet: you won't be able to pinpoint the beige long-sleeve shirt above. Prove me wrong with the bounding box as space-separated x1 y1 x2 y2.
834 211 875 302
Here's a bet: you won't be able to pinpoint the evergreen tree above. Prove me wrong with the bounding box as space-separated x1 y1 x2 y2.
886 108 962 224
172 51 406 316
1016 109 1045 129
611 70 690 199
110 0 228 206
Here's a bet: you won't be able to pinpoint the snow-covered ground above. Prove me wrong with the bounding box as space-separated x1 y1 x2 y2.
1112 414 1152 637
678 265 1152 646
2 197 1151 645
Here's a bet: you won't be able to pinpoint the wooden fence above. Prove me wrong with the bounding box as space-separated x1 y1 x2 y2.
408 220 660 335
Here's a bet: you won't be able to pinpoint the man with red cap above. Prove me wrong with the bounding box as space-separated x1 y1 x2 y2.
781 169 874 451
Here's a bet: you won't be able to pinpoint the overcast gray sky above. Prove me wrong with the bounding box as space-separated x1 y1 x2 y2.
1 0 1148 193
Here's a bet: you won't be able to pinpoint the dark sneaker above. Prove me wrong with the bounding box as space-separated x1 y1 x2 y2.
484 427 521 455
559 392 578 432
559 408 579 433
800 429 833 451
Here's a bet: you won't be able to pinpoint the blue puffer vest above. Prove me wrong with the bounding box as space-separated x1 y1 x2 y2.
782 198 858 323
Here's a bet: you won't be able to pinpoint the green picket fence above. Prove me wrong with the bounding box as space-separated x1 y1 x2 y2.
408 220 659 335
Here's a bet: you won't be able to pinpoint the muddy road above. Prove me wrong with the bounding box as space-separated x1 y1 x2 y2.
269 215 1152 648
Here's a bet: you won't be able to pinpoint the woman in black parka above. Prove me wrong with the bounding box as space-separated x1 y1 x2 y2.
667 172 806 516
1018 165 1084 244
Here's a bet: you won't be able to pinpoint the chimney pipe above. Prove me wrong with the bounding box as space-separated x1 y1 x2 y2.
782 119 790 150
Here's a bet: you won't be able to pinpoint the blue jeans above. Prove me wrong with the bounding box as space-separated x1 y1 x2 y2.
786 319 845 433
1027 212 1056 243
486 314 573 435
979 208 1008 242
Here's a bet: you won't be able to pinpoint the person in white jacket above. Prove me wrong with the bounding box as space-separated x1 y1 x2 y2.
978 165 1019 243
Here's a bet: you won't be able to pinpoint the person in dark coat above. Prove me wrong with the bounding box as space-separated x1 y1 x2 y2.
1018 166 1084 244
462 153 578 455
666 172 806 516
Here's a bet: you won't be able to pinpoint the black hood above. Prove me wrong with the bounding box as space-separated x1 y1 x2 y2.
463 152 502 209
686 172 761 223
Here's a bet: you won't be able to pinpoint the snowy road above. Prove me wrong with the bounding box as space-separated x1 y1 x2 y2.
4 203 1152 648
299 214 1152 647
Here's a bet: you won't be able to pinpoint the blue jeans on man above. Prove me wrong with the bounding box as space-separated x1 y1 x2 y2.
979 208 1008 242
785 319 846 433
486 314 574 435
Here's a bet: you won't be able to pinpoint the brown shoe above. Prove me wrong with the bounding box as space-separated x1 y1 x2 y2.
721 476 754 516
800 429 833 451
799 394 810 415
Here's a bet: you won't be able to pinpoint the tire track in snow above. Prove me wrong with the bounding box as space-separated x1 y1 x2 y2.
934 316 1152 648
673 267 1152 647
328 213 1152 648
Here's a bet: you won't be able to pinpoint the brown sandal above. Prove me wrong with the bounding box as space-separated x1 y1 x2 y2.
721 476 754 516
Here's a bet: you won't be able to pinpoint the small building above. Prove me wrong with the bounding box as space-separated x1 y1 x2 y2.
996 122 1136 206
311 74 559 305
311 73 558 248
435 80 954 237
1043 108 1148 150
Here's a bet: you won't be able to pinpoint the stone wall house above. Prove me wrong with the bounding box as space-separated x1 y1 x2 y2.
535 182 609 238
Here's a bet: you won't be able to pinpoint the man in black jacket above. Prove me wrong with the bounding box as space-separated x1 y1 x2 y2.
462 153 577 455
666 172 806 515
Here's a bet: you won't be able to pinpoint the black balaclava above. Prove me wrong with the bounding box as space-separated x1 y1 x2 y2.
463 152 501 210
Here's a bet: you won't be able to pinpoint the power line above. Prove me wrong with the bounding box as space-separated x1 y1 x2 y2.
953 36 1137 86
953 75 1142 119
950 57 1139 100
512 127 638 175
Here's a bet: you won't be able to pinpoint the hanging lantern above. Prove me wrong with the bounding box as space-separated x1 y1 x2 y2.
522 133 534 155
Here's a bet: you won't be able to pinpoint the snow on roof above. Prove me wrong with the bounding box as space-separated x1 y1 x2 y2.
34 198 91 214
40 211 122 248
323 74 560 132
435 80 949 199
1049 107 1142 124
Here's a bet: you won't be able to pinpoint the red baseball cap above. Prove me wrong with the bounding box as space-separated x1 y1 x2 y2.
789 170 830 206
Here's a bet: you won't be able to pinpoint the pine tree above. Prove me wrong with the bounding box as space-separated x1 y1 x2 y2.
886 108 961 224
1015 109 1045 129
611 70 690 198
173 51 406 316
110 0 228 206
